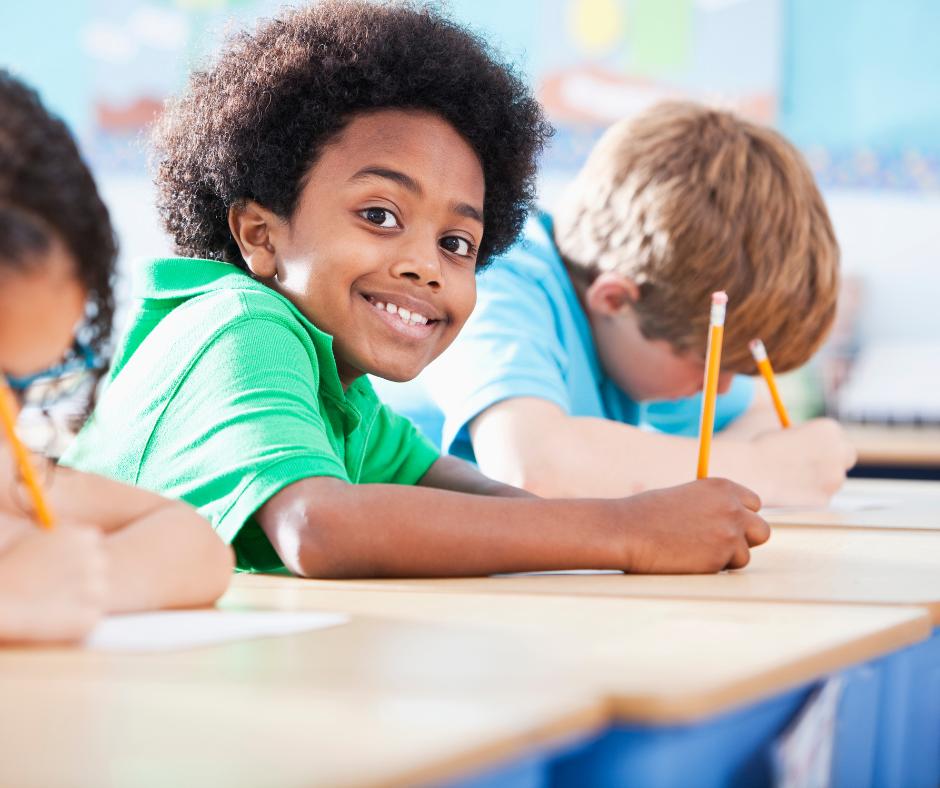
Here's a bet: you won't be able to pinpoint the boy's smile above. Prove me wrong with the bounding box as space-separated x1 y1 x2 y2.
230 109 484 389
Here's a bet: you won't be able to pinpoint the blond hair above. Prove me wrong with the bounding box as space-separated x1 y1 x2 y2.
554 101 840 373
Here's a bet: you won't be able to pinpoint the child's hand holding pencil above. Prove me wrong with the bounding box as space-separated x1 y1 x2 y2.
0 515 107 643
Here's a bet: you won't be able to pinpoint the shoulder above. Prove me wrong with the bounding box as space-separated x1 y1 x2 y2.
481 211 565 284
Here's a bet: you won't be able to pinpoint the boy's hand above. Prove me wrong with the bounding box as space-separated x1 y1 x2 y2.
619 478 769 573
751 418 856 506
0 523 108 643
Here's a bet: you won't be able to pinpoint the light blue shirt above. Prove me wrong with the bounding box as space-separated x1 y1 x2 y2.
372 211 754 463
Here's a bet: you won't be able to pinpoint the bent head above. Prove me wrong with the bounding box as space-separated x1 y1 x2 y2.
0 70 116 382
555 101 840 390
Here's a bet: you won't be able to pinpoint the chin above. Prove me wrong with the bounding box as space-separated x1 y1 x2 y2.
363 357 426 384
374 367 424 384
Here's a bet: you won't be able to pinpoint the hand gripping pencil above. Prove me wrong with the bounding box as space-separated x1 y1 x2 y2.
0 378 56 529
749 339 791 428
696 292 727 479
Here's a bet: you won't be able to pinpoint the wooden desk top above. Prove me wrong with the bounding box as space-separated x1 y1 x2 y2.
845 424 940 467
0 579 928 788
765 478 940 531
0 614 603 788
277 526 940 622
226 575 929 723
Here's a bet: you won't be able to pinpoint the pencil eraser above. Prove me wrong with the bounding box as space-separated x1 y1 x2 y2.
749 339 767 361
711 291 728 306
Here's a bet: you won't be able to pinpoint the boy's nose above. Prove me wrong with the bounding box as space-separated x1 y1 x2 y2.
389 247 443 289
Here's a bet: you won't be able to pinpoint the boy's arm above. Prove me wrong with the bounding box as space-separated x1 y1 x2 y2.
255 473 769 579
469 397 856 506
714 385 780 439
0 457 233 613
417 455 534 498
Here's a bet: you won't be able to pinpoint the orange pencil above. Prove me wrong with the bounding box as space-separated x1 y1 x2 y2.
0 378 56 529
696 291 727 479
749 338 791 428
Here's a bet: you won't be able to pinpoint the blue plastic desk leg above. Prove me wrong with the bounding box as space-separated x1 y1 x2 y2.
548 685 813 788
547 661 884 788
831 658 882 787
872 628 940 788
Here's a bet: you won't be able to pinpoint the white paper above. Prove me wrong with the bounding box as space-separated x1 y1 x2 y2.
773 676 843 788
84 609 349 653
763 494 890 516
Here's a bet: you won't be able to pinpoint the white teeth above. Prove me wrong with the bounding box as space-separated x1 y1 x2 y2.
371 298 432 327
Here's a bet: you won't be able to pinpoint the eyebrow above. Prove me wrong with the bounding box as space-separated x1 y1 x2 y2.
349 166 484 225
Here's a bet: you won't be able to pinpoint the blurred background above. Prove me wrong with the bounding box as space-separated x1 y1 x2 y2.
3 0 939 457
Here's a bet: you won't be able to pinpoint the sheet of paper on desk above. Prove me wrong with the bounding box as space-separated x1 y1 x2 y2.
84 609 349 653
762 492 890 516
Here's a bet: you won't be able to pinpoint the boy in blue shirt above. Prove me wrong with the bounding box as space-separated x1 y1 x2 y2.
376 103 855 506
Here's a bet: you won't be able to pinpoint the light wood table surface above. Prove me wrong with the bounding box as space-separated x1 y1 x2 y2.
226 575 929 722
0 614 603 788
0 577 929 788
845 424 940 468
279 527 940 622
765 478 940 530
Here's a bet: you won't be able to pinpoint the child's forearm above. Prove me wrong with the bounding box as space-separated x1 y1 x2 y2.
471 399 755 497
417 455 535 498
469 398 850 505
0 455 171 532
0 461 233 611
103 502 233 613
256 474 768 579
260 478 623 578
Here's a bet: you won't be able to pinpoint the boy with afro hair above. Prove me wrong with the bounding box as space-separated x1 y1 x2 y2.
64 2 769 578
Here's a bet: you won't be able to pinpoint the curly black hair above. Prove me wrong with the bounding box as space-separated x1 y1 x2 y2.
152 0 552 268
0 70 117 365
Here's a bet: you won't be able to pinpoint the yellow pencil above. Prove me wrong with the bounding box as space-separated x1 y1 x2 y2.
696 291 728 479
749 338 791 428
0 378 56 529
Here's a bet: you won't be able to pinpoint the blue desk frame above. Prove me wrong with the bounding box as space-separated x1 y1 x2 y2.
448 632 940 788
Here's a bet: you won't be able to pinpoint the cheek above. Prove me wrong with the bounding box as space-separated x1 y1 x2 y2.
450 272 478 330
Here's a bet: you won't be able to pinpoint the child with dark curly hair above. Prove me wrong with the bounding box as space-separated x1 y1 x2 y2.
64 1 769 578
0 70 233 643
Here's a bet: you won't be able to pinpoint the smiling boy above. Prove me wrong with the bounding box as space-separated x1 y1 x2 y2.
63 2 769 577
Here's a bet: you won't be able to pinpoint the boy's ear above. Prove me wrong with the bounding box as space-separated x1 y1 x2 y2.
228 200 281 280
584 272 641 317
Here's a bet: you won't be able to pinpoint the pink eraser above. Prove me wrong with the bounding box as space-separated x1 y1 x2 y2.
711 291 728 305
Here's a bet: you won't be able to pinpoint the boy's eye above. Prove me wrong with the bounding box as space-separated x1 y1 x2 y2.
361 208 399 228
440 236 473 256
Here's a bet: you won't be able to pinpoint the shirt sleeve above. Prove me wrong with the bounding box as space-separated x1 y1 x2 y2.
357 401 440 485
137 316 350 562
422 264 571 454
641 374 756 436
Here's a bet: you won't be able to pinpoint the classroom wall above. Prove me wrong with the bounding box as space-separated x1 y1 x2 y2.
3 0 938 349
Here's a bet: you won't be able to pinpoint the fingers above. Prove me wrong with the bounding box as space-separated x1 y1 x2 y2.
725 510 768 570
706 478 762 512
725 541 751 571
744 511 771 547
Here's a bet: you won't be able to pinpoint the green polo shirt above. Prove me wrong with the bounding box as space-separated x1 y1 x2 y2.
61 258 439 572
